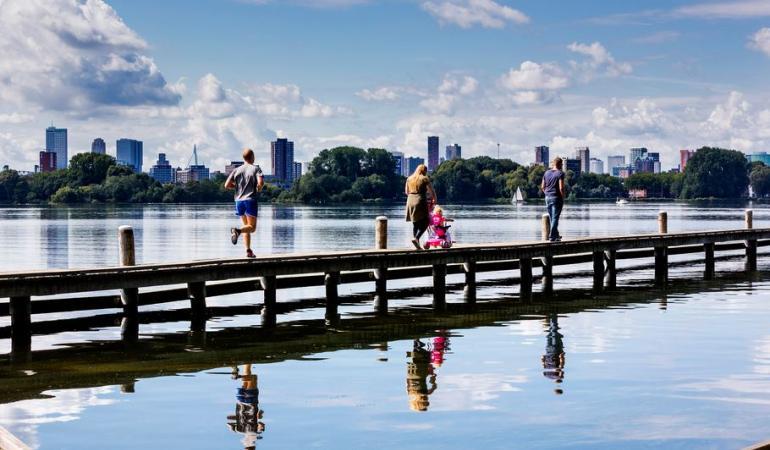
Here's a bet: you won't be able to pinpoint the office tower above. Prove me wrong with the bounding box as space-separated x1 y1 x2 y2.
391 151 405 176
39 151 57 173
680 149 695 171
445 144 462 160
406 156 425 175
116 138 143 172
647 152 660 162
634 157 655 174
565 158 581 175
293 161 303 180
575 147 590 173
271 138 295 182
535 146 549 167
607 155 625 176
427 136 439 170
149 153 175 184
629 147 648 164
91 138 106 155
45 126 68 169
589 158 604 174
175 165 210 183
225 161 244 176
653 161 661 174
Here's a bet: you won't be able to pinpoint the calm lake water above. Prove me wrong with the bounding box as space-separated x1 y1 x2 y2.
1 202 770 449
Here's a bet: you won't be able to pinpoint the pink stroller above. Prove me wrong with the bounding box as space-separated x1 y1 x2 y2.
424 206 454 249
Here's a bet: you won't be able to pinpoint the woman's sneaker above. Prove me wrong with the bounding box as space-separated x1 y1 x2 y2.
231 227 241 245
411 238 421 249
246 249 255 258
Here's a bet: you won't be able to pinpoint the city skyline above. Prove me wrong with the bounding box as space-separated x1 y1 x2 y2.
2 0 770 173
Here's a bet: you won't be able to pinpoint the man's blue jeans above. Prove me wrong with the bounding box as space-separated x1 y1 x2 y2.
545 196 563 241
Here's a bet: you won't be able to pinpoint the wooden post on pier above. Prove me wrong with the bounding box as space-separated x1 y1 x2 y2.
463 259 477 304
10 296 31 355
658 211 668 234
119 226 139 340
592 251 604 292
325 271 340 323
520 257 533 299
604 250 617 289
433 264 447 311
542 214 551 241
374 216 388 314
187 281 206 331
260 275 277 327
746 210 757 272
704 242 715 280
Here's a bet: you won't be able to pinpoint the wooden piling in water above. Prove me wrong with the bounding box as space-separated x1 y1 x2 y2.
463 259 476 304
433 264 447 311
260 275 277 327
655 246 668 286
604 250 617 289
119 226 139 340
10 296 31 354
325 271 340 323
704 243 715 280
374 216 388 314
746 210 757 272
520 257 533 299
542 214 551 241
541 255 554 295
592 251 604 292
187 281 206 331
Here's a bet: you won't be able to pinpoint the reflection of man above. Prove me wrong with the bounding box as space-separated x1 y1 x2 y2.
227 364 265 449
541 314 566 395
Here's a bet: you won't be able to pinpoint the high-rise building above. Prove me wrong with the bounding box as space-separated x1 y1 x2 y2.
45 126 68 169
680 149 695 171
293 161 303 181
405 156 425 175
607 155 625 176
91 138 106 155
391 151 405 176
634 157 655 174
629 147 648 164
39 151 57 173
565 158 582 175
535 146 549 167
116 138 143 172
653 161 661 174
589 158 604 174
445 144 461 160
647 152 660 162
748 152 770 165
427 136 439 170
271 138 295 182
576 147 590 173
175 165 210 183
149 153 175 184
225 161 244 176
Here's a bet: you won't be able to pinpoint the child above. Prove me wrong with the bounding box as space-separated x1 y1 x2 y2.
424 205 454 249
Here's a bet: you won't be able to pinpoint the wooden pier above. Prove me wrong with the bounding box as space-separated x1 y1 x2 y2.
0 210 768 354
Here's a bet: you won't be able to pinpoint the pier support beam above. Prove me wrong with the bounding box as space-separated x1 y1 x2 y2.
541 214 551 241
519 257 533 299
654 246 668 287
374 216 388 314
541 255 553 296
592 251 604 293
119 226 138 341
746 210 757 272
433 264 447 311
325 271 340 324
604 250 616 289
463 259 476 304
704 243 715 280
10 296 31 355
260 275 277 327
187 281 206 331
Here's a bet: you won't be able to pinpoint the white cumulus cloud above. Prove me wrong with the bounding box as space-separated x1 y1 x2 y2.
420 74 479 115
568 41 632 79
749 28 770 57
422 0 529 29
356 87 403 101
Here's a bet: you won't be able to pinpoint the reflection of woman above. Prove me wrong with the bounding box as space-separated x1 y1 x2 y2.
405 164 437 249
541 314 566 394
227 364 266 450
406 340 436 411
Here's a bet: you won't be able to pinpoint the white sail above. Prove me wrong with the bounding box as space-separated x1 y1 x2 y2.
515 187 525 202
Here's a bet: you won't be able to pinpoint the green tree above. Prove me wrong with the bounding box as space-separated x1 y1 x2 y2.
750 164 770 197
68 153 116 186
0 169 30 203
681 147 749 198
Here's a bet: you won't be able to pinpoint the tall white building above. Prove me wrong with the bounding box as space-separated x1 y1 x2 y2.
589 158 604 174
576 146 590 173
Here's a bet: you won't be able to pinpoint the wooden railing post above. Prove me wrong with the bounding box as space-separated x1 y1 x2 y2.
604 250 616 289
187 281 207 331
119 226 139 340
704 242 715 280
592 251 604 292
658 211 668 234
260 275 277 327
542 214 551 241
520 257 533 299
463 259 476 304
325 271 340 323
10 296 31 354
433 263 447 311
374 216 388 314
541 255 553 295
746 209 757 272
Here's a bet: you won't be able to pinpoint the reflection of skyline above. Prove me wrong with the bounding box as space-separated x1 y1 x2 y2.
40 208 69 269
271 207 295 253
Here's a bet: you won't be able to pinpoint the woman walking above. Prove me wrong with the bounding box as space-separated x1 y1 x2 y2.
405 164 437 249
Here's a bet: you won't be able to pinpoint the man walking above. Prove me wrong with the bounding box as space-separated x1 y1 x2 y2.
540 157 566 242
225 148 264 258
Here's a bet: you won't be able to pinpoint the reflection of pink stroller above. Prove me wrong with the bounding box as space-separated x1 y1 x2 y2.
424 206 454 249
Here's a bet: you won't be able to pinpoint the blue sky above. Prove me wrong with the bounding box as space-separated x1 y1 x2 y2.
1 0 770 171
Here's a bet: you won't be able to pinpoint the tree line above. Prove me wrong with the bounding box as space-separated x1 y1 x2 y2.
0 146 763 204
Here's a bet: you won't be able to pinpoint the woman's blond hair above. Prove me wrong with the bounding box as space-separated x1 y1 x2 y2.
406 164 428 192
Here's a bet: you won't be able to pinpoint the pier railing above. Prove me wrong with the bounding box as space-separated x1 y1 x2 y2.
0 210 767 354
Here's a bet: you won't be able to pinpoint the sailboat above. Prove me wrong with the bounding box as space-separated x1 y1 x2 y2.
512 187 526 205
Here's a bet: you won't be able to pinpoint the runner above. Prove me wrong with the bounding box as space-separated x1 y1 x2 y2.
225 148 264 258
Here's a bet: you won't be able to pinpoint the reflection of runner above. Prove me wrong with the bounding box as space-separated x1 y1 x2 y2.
541 314 566 395
227 364 265 450
406 334 450 412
